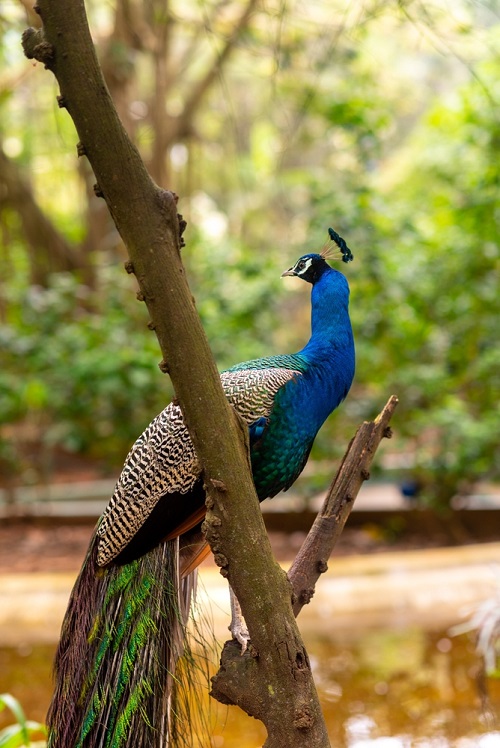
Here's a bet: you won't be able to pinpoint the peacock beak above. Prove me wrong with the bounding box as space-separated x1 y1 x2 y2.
281 268 295 277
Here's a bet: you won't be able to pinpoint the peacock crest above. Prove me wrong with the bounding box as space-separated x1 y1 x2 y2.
320 226 354 263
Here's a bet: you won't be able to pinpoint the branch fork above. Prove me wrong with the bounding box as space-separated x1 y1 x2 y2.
211 396 399 711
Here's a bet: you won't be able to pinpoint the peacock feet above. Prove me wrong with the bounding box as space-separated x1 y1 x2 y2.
229 585 251 654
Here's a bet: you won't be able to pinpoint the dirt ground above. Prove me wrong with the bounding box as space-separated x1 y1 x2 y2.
0 519 457 574
2 448 497 573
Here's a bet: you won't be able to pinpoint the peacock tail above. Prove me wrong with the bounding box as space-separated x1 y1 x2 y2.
47 530 200 748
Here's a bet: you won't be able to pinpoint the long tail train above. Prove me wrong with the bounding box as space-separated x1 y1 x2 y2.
47 532 195 748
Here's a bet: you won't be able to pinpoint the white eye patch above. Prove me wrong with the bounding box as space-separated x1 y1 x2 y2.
296 257 313 275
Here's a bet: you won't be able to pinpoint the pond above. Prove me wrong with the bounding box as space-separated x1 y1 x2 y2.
1 625 498 747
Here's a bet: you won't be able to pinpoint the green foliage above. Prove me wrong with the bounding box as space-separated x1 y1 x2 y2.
186 231 284 368
0 235 283 476
0 693 46 748
286 28 500 505
365 51 500 504
1 1 499 506
0 269 170 469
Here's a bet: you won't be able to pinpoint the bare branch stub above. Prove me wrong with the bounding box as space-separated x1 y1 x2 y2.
288 395 399 617
21 27 54 68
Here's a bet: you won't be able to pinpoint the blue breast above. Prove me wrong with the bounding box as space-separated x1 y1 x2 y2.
251 267 355 499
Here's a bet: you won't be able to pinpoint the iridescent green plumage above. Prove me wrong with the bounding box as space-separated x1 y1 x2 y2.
48 536 191 748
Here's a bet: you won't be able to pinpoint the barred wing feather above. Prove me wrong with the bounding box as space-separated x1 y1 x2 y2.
96 366 300 565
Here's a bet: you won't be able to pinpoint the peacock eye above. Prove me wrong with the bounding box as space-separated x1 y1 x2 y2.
297 260 306 271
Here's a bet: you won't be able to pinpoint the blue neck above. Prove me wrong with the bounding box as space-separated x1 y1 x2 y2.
249 264 355 499
294 266 355 425
299 267 354 362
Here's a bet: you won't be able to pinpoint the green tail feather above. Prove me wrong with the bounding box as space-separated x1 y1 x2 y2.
47 529 199 748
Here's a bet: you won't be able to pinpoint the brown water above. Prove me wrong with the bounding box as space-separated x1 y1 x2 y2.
1 627 499 747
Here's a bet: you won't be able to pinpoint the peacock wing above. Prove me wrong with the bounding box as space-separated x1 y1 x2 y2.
96 402 200 565
220 365 302 429
96 365 302 566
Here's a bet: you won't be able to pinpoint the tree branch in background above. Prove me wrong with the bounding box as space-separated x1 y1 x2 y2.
149 0 175 186
22 3 330 746
166 0 260 144
0 147 81 285
16 0 42 28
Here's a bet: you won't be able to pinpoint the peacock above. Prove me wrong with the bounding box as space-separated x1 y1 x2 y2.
46 229 355 748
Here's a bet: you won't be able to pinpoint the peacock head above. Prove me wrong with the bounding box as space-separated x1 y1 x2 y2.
281 253 329 284
282 227 353 285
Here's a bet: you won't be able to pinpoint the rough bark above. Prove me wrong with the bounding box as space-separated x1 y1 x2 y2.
22 3 330 746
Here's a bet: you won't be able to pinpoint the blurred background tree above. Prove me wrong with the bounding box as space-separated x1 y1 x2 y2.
0 0 499 506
